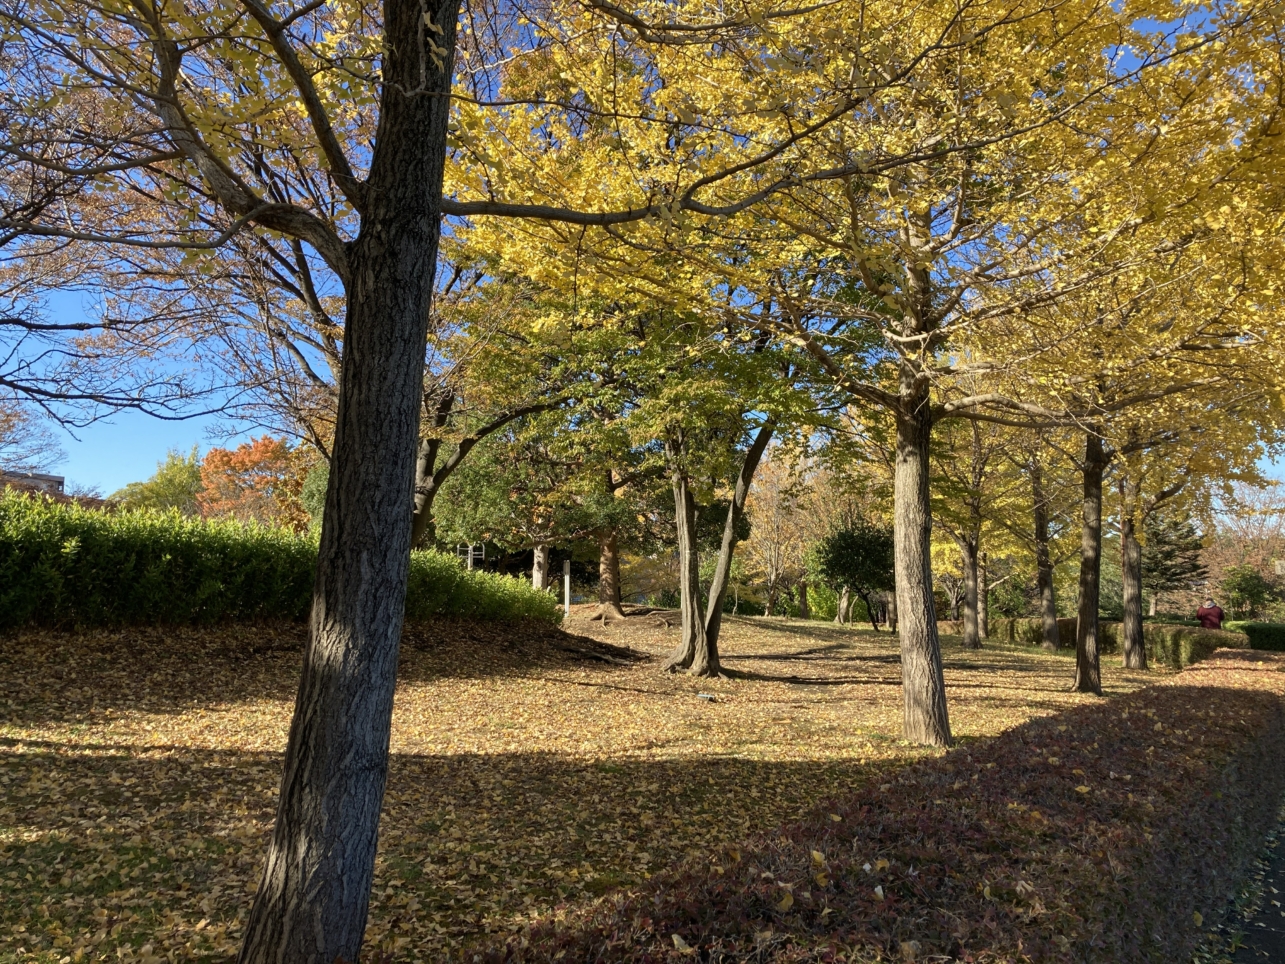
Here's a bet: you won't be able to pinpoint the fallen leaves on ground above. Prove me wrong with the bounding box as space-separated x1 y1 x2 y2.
1 610 1157 961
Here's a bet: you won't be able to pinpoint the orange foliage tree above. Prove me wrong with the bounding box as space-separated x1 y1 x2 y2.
197 437 311 532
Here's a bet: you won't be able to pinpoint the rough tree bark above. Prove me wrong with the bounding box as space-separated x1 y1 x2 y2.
237 0 459 958
958 537 981 650
894 402 952 746
1073 430 1106 695
1030 458 1060 651
703 421 774 650
532 544 550 591
593 528 626 621
978 551 989 639
1119 477 1147 669
887 587 898 633
1119 475 1181 670
834 586 851 625
797 580 810 620
664 438 718 676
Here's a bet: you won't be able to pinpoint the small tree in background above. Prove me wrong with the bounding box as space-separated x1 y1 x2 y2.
111 448 203 515
813 522 895 632
1220 565 1278 619
1141 513 1208 615
198 437 311 531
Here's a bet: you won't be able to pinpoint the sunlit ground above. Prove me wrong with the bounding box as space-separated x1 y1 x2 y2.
0 612 1156 962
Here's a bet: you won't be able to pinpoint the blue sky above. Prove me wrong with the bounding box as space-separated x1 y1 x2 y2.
54 411 252 495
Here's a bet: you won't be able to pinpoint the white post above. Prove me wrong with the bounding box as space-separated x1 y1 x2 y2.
563 559 572 616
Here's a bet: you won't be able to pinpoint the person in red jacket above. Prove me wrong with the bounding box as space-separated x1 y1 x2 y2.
1197 598 1224 630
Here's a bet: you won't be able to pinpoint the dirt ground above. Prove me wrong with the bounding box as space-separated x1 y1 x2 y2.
0 609 1156 962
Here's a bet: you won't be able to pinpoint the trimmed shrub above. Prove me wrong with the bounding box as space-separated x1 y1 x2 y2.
1236 622 1285 651
0 490 560 629
483 651 1285 964
936 617 1240 668
1097 622 1245 668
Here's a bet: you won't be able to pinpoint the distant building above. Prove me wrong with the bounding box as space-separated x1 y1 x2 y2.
0 471 66 495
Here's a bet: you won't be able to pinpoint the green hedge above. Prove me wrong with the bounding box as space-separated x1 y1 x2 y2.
1097 622 1247 669
0 489 560 629
936 615 1243 668
1228 622 1285 651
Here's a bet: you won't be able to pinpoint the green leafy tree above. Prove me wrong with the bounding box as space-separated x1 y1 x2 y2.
813 522 895 632
1220 564 1277 619
1141 513 1209 615
110 448 202 515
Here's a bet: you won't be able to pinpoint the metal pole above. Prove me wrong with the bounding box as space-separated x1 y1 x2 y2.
563 559 571 616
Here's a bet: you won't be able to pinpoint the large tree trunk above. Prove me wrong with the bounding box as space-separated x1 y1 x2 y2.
959 538 981 650
592 528 626 620
1120 498 1151 673
834 586 851 625
237 0 459 959
1073 430 1106 695
532 544 551 591
894 404 952 746
1031 458 1060 651
704 421 774 647
664 459 718 676
797 579 810 620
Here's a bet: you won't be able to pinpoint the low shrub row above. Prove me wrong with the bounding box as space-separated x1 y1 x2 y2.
0 490 560 629
483 650 1285 963
1224 622 1285 651
936 617 1244 668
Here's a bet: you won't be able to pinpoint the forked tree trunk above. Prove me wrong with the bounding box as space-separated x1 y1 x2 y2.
664 466 718 676
1031 459 1060 651
835 586 851 625
593 528 626 620
704 421 774 648
532 544 550 591
1073 430 1106 695
894 404 952 746
959 538 981 650
237 1 459 959
1120 503 1146 669
978 552 989 639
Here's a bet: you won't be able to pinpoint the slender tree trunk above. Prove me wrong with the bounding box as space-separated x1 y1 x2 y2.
861 592 880 632
797 579 810 620
593 528 626 620
1073 430 1106 695
1031 459 1060 651
704 421 774 647
959 538 981 650
532 544 550 591
835 586 851 625
238 1 459 959
1120 480 1147 669
978 551 989 639
664 460 718 676
894 404 952 746
887 586 898 633
1149 594 1158 616
766 578 780 617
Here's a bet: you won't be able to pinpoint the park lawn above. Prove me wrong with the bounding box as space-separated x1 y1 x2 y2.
0 612 1157 962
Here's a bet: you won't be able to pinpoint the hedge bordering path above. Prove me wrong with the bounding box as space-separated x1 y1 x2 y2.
484 649 1285 963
